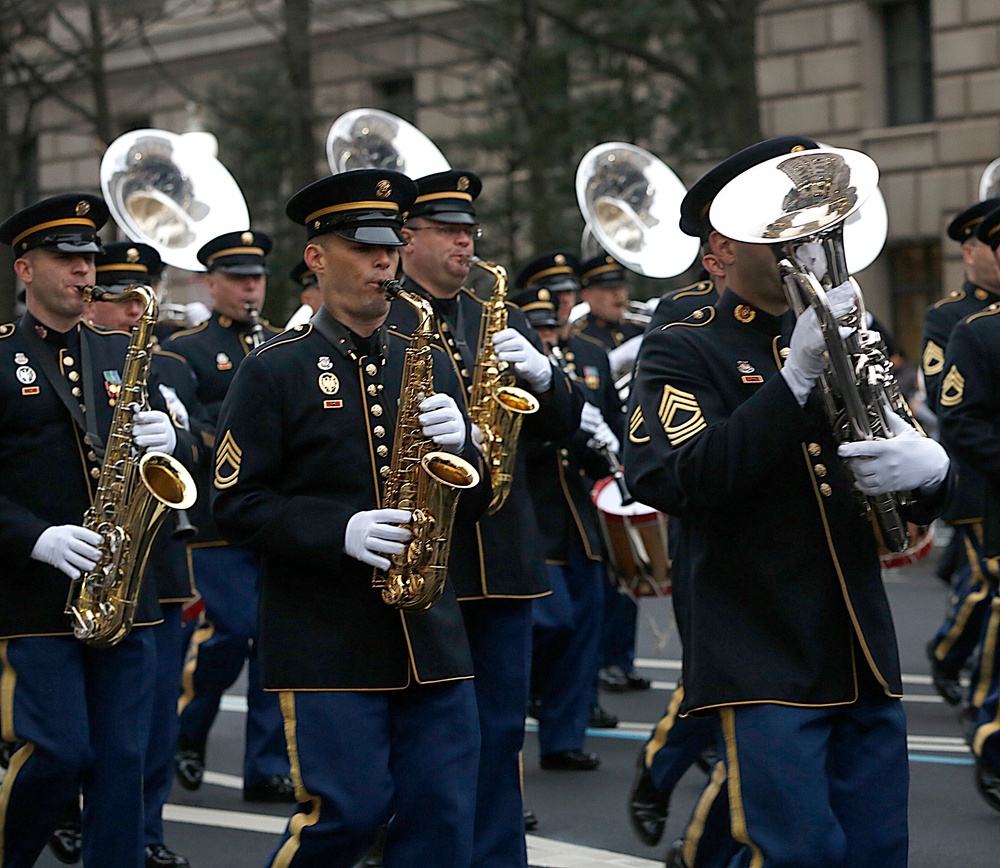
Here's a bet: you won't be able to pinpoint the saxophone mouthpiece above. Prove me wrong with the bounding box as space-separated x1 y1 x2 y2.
461 255 481 267
381 279 403 298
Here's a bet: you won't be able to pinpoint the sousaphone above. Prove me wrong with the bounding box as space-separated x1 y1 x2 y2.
326 108 451 177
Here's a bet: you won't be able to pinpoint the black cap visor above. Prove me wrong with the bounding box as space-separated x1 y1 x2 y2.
332 222 406 247
214 263 267 276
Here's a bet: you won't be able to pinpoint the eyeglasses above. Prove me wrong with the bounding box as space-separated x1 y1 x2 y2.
406 224 483 240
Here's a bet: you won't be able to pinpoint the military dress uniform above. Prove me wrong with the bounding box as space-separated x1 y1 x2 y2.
214 169 491 866
391 173 582 866
573 252 645 350
923 199 1000 709
163 232 291 798
625 285 947 866
936 205 1000 813
0 195 192 867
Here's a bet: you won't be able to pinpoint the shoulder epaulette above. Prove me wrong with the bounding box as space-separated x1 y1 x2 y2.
166 320 210 340
966 303 1000 324
256 324 312 355
153 349 189 364
669 280 715 301
0 323 15 339
574 331 606 348
83 321 130 337
387 327 446 353
931 289 966 309
460 287 485 306
660 306 715 330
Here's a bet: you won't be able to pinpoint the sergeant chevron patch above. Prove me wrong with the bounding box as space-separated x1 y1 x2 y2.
921 340 945 376
939 366 965 407
214 430 243 489
658 384 706 446
628 405 649 444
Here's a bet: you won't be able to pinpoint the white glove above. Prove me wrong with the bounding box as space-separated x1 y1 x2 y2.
837 410 950 495
132 410 177 455
780 282 857 406
579 401 604 435
492 328 552 392
419 393 466 453
607 335 642 380
31 525 103 579
344 509 412 571
587 421 620 455
795 240 828 279
158 384 190 431
471 423 485 449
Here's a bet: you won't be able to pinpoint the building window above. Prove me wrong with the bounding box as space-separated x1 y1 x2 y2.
888 242 941 362
373 76 416 124
881 0 933 126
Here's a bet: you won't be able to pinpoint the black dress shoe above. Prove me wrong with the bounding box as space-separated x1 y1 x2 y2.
48 803 81 865
695 744 718 774
243 773 297 803
625 670 652 691
974 756 1000 813
589 703 619 728
523 808 538 831
599 665 629 692
628 753 670 846
175 735 206 791
540 749 600 770
145 844 191 867
926 641 963 706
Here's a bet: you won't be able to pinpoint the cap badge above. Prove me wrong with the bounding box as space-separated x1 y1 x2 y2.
75 200 90 216
318 372 340 395
606 255 614 264
241 231 254 245
376 180 392 199
538 288 551 301
317 355 333 371
457 176 470 192
790 145 806 153
554 254 566 266
733 304 756 324
126 247 140 263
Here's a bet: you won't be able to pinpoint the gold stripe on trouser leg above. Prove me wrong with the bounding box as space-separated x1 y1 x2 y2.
973 597 1000 709
0 640 35 866
270 691 322 868
936 529 989 659
176 621 214 715
644 684 684 768
720 707 764 868
683 759 727 867
972 682 1000 757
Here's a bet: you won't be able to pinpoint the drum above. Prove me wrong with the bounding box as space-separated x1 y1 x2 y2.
879 523 935 570
592 477 671 597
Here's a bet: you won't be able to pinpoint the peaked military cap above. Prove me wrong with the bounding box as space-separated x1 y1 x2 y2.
95 241 163 288
0 193 108 254
679 135 820 240
197 230 272 275
974 206 1000 251
290 258 318 287
286 169 417 246
510 285 561 329
948 198 1000 242
515 250 580 293
579 253 628 289
406 170 482 225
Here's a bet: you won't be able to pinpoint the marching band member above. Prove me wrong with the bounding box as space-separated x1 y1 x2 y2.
625 138 951 867
284 259 322 330
573 254 644 351
922 198 1000 710
936 204 1000 814
393 170 581 866
164 231 294 804
213 169 490 866
0 195 185 867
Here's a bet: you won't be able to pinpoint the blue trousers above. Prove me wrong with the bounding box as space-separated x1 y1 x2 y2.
721 698 908 868
178 546 288 785
532 538 604 755
460 598 532 868
144 604 185 847
267 682 480 867
601 579 638 672
0 631 155 868
678 759 740 868
972 602 1000 767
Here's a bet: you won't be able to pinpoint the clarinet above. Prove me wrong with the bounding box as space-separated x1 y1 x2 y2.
245 303 266 349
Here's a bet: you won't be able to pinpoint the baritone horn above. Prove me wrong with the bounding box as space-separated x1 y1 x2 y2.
709 146 911 553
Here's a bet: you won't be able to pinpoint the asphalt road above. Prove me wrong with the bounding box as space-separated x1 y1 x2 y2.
28 529 1000 867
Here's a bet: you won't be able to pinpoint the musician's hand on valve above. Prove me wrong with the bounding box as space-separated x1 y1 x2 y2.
31 525 103 579
492 328 552 392
132 410 177 455
418 393 466 453
344 509 412 571
837 410 950 495
158 384 190 431
780 282 857 406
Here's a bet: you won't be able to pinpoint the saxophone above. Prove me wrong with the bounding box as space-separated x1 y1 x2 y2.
377 280 482 611
66 285 198 646
466 257 540 514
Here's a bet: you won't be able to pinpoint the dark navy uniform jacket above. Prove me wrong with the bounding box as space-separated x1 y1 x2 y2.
211 308 491 690
391 279 583 598
922 281 998 525
163 311 280 544
526 334 621 564
0 315 198 638
624 289 946 714
575 314 643 350
937 304 1000 557
646 280 718 334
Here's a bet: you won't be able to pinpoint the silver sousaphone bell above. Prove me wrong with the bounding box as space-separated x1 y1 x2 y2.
326 108 451 177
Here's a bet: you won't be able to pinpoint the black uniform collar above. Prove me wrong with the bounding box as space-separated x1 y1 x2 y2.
310 304 388 362
20 310 81 351
715 287 793 338
965 278 1000 304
